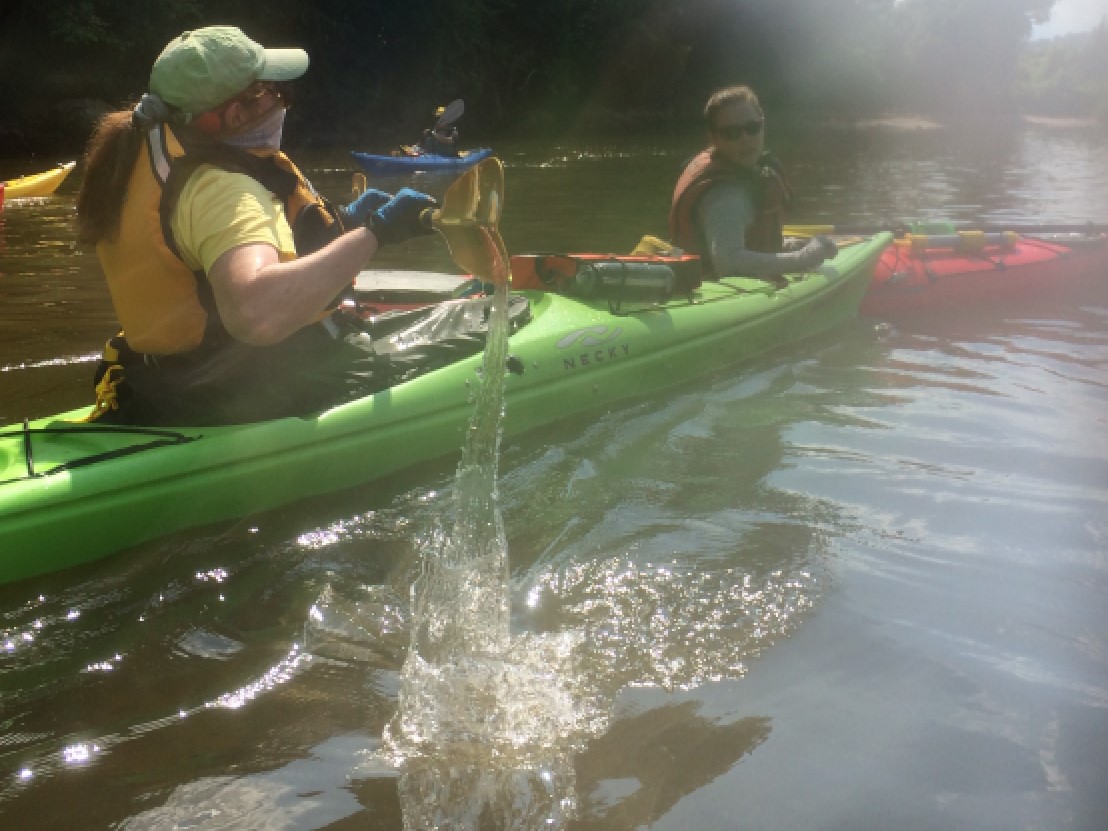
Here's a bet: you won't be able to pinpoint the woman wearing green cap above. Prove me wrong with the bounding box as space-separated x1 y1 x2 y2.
76 26 438 425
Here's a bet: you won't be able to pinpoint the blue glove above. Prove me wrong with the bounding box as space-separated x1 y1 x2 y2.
366 187 438 245
340 188 391 226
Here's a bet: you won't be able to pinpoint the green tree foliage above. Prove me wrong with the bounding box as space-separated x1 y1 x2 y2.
891 0 1052 113
1019 22 1108 122
0 0 1097 152
771 0 900 114
0 0 205 100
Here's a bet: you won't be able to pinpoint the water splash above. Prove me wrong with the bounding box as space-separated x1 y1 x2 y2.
402 227 513 671
380 232 592 828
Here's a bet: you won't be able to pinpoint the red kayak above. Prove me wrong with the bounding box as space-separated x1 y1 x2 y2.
861 230 1108 317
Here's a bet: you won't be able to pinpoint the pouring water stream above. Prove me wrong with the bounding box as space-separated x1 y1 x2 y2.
384 178 586 825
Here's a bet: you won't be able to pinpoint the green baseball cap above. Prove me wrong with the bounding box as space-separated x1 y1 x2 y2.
150 26 309 116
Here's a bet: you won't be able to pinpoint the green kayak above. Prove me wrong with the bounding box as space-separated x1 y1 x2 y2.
0 233 889 585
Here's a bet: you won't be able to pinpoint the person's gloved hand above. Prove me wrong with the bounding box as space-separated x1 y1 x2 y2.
816 235 838 259
366 187 438 245
340 188 392 226
787 235 838 272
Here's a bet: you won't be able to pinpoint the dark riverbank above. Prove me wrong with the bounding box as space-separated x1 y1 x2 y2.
3 1 1104 159
5 100 1105 168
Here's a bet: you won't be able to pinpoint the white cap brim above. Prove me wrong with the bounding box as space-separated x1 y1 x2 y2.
259 48 310 82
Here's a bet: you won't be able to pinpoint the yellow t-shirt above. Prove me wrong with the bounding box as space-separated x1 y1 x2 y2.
170 165 297 273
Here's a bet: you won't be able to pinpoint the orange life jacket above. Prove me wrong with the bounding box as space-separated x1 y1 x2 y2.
668 149 792 276
96 123 347 355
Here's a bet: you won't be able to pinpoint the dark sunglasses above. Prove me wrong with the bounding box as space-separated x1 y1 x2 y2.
714 120 764 140
235 81 292 108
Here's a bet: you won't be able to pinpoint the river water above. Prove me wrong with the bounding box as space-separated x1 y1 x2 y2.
1 118 1107 830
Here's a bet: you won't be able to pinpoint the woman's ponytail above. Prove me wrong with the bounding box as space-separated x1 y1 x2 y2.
75 109 145 246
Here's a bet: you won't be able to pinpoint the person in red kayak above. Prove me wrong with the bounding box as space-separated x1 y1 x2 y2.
670 85 835 280
76 26 438 425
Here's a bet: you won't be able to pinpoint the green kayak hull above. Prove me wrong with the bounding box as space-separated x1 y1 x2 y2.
0 234 889 584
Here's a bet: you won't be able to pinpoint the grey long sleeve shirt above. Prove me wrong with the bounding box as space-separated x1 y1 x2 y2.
696 182 813 277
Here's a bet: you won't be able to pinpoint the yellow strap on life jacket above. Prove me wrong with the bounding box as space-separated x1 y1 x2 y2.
102 338 121 364
81 364 125 422
78 336 127 422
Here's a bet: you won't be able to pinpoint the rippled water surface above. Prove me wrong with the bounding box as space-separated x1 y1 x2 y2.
1 119 1107 829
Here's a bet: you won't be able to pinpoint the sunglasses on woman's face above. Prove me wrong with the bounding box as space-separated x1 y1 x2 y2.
236 81 292 108
714 120 764 140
